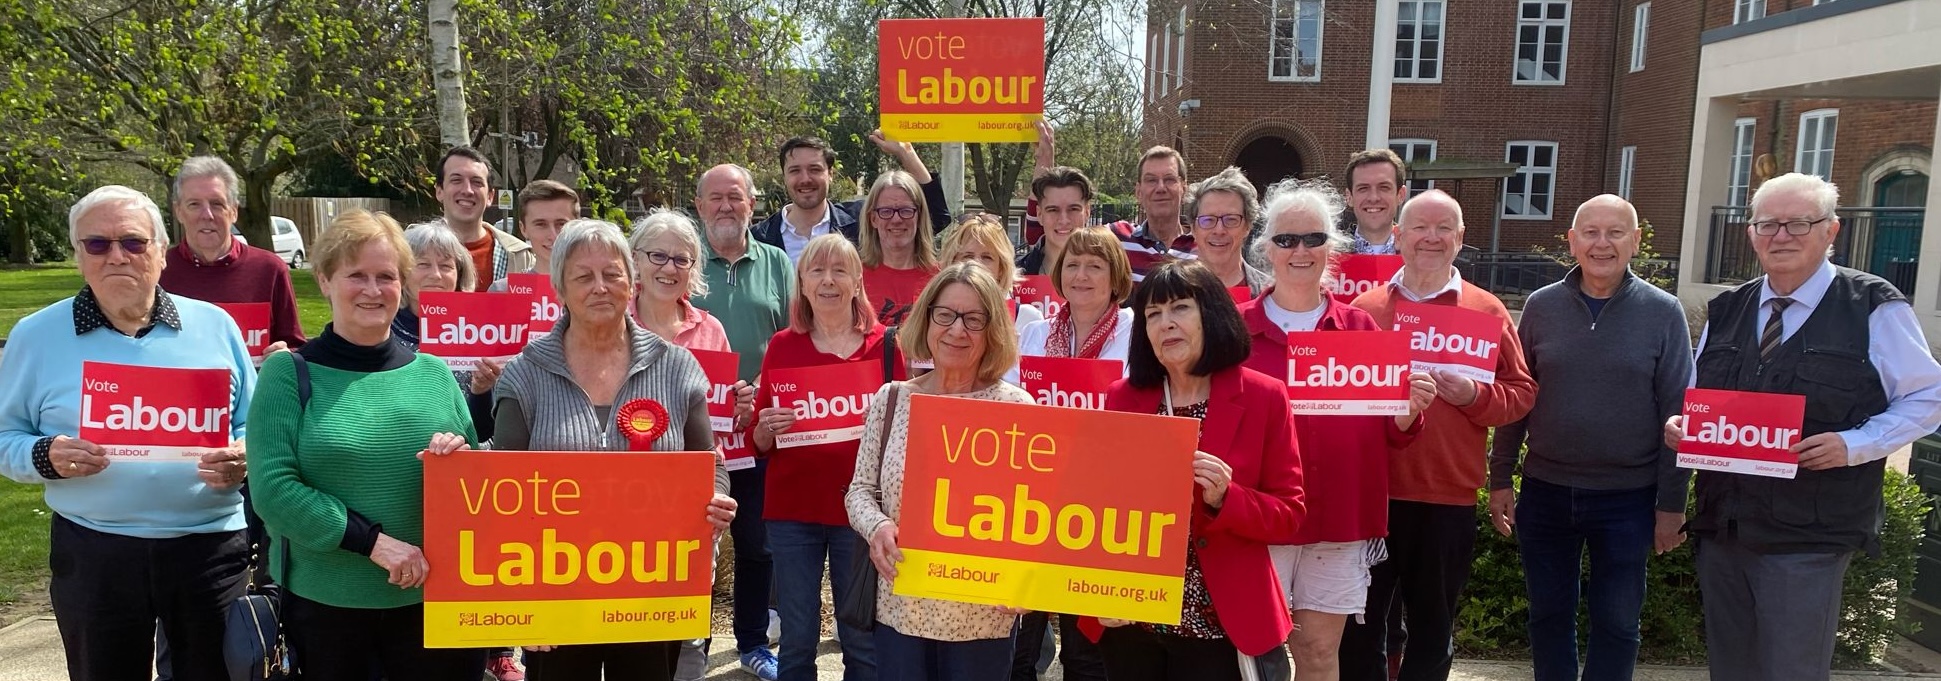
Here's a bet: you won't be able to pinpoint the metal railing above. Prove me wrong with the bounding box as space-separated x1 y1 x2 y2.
1705 206 1924 299
1451 248 1680 300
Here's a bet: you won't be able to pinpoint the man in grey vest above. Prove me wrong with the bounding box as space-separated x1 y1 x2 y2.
1666 172 1941 680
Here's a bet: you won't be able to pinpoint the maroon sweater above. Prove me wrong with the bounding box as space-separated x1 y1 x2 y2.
160 241 308 347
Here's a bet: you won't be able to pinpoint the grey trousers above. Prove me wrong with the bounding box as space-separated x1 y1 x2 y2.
1695 538 1853 681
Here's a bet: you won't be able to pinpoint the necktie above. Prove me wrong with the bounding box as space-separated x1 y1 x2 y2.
1760 297 1793 361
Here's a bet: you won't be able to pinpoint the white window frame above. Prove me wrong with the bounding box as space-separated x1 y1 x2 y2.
1796 109 1839 181
1618 146 1637 200
1388 138 1438 196
1503 141 1560 220
1630 3 1649 72
1160 24 1173 94
1175 7 1188 92
1728 118 1756 206
1268 0 1325 82
1394 0 1445 83
1513 1 1571 85
1735 0 1765 24
1146 34 1159 103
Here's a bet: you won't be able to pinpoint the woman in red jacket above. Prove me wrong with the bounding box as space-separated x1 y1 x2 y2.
1091 259 1305 681
1235 179 1436 681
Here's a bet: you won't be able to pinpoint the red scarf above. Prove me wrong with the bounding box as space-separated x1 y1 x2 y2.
1046 306 1118 359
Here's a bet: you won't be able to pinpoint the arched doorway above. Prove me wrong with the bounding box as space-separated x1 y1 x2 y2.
1870 170 1927 294
1233 136 1303 196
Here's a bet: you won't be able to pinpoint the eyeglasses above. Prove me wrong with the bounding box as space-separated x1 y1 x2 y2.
1750 217 1831 236
635 250 697 270
1270 232 1331 249
928 306 990 332
80 237 153 256
1194 214 1246 230
873 207 919 221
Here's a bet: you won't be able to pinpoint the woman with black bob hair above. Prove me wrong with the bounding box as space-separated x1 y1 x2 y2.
1082 259 1306 681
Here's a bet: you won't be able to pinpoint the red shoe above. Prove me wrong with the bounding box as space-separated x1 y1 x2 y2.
487 653 525 681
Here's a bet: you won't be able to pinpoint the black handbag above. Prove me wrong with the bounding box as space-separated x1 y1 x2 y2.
223 353 310 681
836 330 903 632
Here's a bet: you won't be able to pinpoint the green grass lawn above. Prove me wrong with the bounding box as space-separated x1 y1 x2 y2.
0 263 332 338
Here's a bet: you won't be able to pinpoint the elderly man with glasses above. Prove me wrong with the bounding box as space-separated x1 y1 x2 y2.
1666 173 1941 681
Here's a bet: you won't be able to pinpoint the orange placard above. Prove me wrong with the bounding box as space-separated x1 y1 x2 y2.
879 18 1046 142
893 394 1198 623
422 451 716 647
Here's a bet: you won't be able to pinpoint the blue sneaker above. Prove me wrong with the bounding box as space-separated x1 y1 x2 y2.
739 648 779 680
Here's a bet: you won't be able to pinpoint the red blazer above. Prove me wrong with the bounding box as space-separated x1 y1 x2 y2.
1079 365 1306 656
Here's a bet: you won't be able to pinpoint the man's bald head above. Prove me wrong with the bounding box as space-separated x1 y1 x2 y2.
1572 194 1638 230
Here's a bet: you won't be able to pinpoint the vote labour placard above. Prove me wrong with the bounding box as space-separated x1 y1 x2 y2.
894 395 1199 624
1393 300 1502 384
417 291 534 371
1677 388 1807 479
422 451 715 647
689 349 754 471
1018 356 1122 410
878 18 1046 143
78 361 233 461
1014 275 1066 321
1331 255 1404 304
766 362 884 449
504 273 561 337
213 302 272 363
1286 331 1412 415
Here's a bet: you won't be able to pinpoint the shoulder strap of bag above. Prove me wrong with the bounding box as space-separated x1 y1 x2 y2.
882 326 898 383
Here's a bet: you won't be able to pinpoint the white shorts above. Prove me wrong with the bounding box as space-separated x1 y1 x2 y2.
1268 540 1378 616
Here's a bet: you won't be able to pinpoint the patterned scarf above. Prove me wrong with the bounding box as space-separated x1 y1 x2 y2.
1045 305 1119 359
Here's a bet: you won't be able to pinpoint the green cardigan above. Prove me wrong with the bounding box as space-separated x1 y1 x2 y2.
247 351 477 609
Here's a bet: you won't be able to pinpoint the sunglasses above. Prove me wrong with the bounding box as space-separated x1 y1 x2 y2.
1269 232 1330 249
80 237 154 256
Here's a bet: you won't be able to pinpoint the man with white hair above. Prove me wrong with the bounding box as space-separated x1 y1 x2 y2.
0 186 256 681
1666 173 1941 680
158 156 306 352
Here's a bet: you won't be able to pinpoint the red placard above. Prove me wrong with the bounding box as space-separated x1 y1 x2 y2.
1393 300 1502 384
418 291 535 371
213 302 272 362
1014 275 1066 321
1228 285 1255 304
1017 356 1123 410
878 18 1046 143
1677 388 1806 479
767 362 885 449
505 273 561 337
1285 331 1412 415
689 349 753 472
78 361 232 461
1330 255 1404 303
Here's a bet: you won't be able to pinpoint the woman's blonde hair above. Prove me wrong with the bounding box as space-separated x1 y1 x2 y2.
858 170 938 270
1048 227 1134 306
788 234 877 334
898 261 1019 384
312 210 414 300
940 213 1018 285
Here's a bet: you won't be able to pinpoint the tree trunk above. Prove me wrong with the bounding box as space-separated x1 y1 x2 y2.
238 170 278 247
7 215 32 265
429 0 470 149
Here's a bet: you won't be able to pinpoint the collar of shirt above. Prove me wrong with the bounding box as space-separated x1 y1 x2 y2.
1350 230 1398 255
785 202 834 237
702 229 761 264
1132 221 1195 253
1759 259 1837 314
1387 265 1465 302
74 285 182 337
175 239 237 266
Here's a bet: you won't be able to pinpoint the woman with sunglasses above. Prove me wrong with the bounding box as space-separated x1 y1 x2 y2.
1235 179 1435 681
859 131 947 326
1190 168 1272 301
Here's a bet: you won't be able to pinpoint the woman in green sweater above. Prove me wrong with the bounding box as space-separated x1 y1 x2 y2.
246 209 486 679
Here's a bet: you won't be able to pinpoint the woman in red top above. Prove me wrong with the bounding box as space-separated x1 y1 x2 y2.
1089 260 1305 681
1234 180 1435 681
858 133 943 327
750 234 904 681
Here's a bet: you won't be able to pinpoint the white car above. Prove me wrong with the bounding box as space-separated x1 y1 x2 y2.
271 217 306 268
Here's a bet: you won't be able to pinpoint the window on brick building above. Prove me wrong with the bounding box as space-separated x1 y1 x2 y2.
1395 0 1444 82
1147 34 1160 103
1389 139 1437 196
1796 109 1838 181
1729 118 1755 205
1270 0 1324 82
1619 146 1637 200
1176 7 1188 92
1514 1 1570 85
1630 3 1650 72
1504 141 1559 219
1735 0 1765 24
1161 24 1173 93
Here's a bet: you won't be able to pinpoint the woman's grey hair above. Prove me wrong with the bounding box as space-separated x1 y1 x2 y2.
173 156 241 205
552 219 638 289
404 222 478 294
629 207 709 298
1189 166 1263 226
69 185 169 249
1253 177 1353 288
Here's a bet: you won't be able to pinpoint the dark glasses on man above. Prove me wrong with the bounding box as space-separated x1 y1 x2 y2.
1269 232 1329 249
80 237 153 256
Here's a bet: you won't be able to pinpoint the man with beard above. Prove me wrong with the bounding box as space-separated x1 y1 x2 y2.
1340 149 1411 255
158 156 306 352
754 136 860 264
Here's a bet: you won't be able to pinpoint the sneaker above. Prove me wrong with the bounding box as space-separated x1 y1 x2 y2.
487 652 525 681
739 648 779 680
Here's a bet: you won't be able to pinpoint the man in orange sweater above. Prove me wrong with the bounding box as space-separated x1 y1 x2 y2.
1340 190 1537 681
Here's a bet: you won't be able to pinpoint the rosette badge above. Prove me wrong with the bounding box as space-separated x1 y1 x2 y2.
617 399 670 450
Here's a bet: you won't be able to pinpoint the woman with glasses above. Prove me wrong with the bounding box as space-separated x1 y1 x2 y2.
941 214 1045 328
1235 179 1435 681
860 131 947 326
1190 168 1272 301
848 262 1035 680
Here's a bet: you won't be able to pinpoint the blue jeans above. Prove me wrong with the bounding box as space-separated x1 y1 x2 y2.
876 624 1013 680
1515 476 1654 681
769 520 875 681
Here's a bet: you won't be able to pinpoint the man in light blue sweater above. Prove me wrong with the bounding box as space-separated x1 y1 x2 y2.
0 185 257 681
